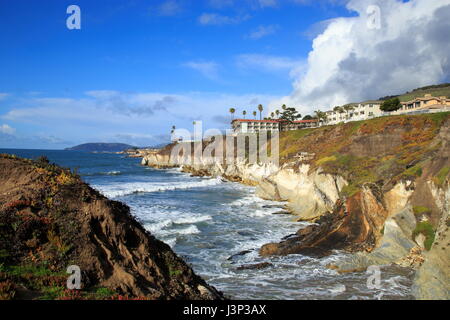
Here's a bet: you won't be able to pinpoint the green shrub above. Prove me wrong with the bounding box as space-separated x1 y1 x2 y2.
93 287 115 299
316 155 337 166
341 184 360 197
434 167 450 186
413 206 431 216
412 221 435 251
402 164 423 178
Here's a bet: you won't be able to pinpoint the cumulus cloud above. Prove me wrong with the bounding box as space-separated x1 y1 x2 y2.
1 91 280 147
86 91 178 116
247 24 279 39
273 0 450 115
0 124 15 135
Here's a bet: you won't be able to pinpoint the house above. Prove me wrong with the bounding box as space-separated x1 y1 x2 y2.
230 94 450 134
325 101 382 125
231 119 319 134
395 94 450 114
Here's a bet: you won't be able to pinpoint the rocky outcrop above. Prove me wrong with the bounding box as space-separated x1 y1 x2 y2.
412 184 449 300
141 113 450 299
256 165 346 221
0 155 223 300
260 185 388 256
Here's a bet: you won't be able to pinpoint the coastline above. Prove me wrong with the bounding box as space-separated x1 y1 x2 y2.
139 113 450 300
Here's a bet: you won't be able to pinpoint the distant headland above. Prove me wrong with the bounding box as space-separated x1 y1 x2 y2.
65 143 137 153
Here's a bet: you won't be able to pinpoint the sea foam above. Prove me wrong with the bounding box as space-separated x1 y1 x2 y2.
99 177 223 198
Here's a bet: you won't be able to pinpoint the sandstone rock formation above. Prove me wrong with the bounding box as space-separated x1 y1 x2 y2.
0 155 223 300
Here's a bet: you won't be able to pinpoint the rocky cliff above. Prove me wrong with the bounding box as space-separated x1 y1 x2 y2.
0 155 223 300
142 112 450 300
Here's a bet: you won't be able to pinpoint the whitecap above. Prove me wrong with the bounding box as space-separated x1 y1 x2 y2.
144 219 173 234
173 215 212 224
97 177 223 198
176 225 201 235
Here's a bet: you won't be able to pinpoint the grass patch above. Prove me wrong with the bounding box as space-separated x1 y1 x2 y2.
412 221 435 251
413 206 431 216
433 166 450 186
341 184 360 197
169 267 183 277
93 287 116 299
0 264 63 277
426 111 450 126
316 155 337 166
402 164 423 179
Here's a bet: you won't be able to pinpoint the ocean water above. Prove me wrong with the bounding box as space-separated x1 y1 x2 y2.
0 149 415 300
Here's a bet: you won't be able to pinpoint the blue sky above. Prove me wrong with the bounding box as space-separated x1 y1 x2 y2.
1 0 449 149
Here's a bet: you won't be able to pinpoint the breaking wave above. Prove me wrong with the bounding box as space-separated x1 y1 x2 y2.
100 177 223 198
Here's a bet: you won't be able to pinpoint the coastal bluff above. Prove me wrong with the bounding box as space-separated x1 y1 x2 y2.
141 113 450 300
0 154 223 300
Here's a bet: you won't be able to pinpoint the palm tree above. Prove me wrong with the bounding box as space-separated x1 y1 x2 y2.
270 112 275 119
343 104 354 112
229 107 236 121
257 104 264 120
282 104 287 111
314 110 327 124
171 125 176 141
343 104 354 119
275 110 280 119
253 111 257 119
242 110 247 119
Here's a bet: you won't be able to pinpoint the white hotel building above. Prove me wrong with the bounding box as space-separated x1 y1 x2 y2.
325 101 383 126
229 94 449 134
231 119 319 134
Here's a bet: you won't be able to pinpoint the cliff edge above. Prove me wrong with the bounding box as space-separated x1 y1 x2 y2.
141 112 450 299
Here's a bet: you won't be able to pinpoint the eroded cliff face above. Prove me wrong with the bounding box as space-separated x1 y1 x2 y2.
142 113 450 299
0 155 223 300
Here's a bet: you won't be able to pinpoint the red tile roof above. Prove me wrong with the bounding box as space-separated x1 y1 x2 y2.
231 119 318 123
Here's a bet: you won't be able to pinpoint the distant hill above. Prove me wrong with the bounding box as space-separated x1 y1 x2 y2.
65 143 137 153
379 83 450 102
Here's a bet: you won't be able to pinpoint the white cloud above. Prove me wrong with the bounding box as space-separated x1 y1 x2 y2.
236 54 305 77
198 13 250 25
273 0 450 116
0 124 15 135
247 24 279 39
207 0 277 9
183 61 220 80
258 0 277 8
1 91 281 146
156 0 182 16
208 0 235 8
